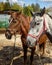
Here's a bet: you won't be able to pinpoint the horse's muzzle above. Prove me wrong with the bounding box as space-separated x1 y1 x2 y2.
26 39 35 48
5 30 12 39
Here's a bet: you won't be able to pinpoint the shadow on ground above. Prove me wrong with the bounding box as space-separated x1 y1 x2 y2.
0 46 52 65
0 46 21 65
12 55 52 65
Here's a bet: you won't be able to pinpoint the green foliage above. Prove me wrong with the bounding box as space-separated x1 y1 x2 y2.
0 2 41 16
23 3 40 16
4 2 11 10
1 1 49 28
31 3 40 12
23 6 32 16
31 3 36 12
0 2 4 11
27 5 33 11
35 3 40 11
11 3 22 11
46 9 50 13
0 21 9 28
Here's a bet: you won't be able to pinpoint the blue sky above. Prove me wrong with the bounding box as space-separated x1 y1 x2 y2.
22 0 52 8
0 0 52 8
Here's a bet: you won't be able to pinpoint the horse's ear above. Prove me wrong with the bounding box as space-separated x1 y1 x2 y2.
17 11 22 15
41 7 46 16
9 11 14 15
30 10 34 16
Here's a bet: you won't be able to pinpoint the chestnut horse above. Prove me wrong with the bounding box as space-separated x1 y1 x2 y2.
5 10 50 65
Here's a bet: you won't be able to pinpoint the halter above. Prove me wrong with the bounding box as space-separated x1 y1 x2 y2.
28 16 47 40
8 16 22 34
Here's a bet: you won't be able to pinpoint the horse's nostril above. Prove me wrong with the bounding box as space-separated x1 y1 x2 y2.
5 30 12 39
37 23 40 25
28 40 31 44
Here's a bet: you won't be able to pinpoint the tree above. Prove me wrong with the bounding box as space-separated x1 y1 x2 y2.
35 3 40 12
11 3 22 11
31 3 36 12
0 2 4 11
31 3 40 12
27 5 33 12
23 6 32 16
4 0 11 10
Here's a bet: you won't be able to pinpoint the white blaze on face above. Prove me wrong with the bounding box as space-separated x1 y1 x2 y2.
9 18 13 24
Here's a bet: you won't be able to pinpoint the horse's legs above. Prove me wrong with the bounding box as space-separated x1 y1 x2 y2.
23 44 27 65
30 47 36 65
42 43 46 55
39 43 46 56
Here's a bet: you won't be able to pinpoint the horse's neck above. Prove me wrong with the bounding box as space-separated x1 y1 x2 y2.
20 15 30 37
47 13 52 19
44 14 52 43
46 32 52 43
44 14 52 35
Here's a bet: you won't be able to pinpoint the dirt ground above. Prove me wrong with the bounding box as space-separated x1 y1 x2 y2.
0 34 52 65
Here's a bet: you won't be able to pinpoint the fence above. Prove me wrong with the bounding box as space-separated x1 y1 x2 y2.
0 14 10 28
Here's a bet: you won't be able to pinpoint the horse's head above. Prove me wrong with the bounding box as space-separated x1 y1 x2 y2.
5 11 22 39
27 7 46 47
5 11 30 39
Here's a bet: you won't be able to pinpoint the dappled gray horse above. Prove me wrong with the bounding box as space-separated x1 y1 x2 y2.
27 10 52 49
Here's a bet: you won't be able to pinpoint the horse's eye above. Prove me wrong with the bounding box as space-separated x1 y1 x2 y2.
13 19 17 23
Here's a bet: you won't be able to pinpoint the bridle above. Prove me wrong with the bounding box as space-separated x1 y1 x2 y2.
28 16 47 40
8 16 23 35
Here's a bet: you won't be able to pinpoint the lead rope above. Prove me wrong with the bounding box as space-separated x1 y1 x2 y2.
10 34 16 65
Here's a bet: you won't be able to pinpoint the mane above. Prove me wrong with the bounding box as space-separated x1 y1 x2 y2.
33 12 42 16
17 13 31 24
34 12 52 19
46 13 52 19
